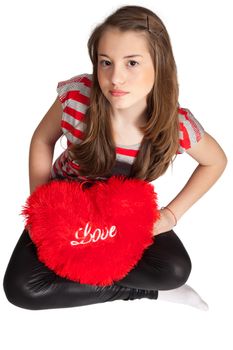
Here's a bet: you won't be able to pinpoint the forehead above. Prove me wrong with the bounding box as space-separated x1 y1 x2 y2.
98 28 149 54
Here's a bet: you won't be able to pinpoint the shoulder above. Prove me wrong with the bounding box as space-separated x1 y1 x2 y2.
56 73 93 146
177 106 205 154
56 73 93 103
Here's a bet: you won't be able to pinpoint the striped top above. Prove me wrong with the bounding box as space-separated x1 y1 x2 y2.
50 73 205 181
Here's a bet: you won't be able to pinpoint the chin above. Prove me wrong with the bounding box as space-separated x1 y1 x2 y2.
110 102 132 110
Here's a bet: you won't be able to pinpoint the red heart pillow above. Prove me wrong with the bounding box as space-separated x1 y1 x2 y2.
21 175 160 286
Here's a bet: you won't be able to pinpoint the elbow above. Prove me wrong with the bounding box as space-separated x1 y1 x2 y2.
223 152 228 166
213 154 228 174
213 154 228 179
198 154 228 181
219 153 228 172
204 151 228 172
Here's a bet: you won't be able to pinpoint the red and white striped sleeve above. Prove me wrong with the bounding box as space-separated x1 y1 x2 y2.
177 107 205 154
56 73 92 147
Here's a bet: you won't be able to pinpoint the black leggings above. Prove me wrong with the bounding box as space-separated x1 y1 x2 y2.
3 228 192 310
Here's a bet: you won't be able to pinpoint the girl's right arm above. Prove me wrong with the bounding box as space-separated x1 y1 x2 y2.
29 96 63 194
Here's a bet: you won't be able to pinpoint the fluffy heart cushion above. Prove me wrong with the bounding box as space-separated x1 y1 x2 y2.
21 175 160 286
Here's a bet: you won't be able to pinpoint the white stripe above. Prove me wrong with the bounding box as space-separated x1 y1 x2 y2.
62 111 87 132
178 109 205 151
57 79 92 101
66 98 89 113
61 128 83 145
116 153 135 164
179 112 197 147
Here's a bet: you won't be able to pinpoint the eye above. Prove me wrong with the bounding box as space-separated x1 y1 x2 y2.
99 60 111 67
128 60 139 67
99 60 139 67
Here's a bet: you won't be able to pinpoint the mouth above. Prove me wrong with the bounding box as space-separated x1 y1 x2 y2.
110 91 129 97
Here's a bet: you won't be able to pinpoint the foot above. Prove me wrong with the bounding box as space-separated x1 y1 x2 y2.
158 284 209 311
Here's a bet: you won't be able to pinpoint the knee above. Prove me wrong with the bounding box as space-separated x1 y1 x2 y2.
3 266 42 310
166 253 192 290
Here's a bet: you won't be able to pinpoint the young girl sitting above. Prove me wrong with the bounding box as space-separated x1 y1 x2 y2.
3 5 227 311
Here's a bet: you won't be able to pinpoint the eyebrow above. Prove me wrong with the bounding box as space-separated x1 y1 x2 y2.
98 54 143 59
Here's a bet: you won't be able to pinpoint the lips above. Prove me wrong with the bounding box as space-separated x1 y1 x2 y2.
110 90 129 96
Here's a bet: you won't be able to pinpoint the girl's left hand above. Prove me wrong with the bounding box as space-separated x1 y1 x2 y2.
153 209 176 236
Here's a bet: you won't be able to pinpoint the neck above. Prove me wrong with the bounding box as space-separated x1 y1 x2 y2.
110 103 147 128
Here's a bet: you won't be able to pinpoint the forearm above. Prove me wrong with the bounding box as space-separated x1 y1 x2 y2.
166 162 227 221
29 138 55 194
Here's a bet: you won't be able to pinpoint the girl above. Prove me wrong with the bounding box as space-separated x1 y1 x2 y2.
3 5 227 311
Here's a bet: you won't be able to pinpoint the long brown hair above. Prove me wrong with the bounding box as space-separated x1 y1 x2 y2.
69 5 180 182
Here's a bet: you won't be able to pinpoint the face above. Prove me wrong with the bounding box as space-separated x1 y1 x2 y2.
97 28 155 113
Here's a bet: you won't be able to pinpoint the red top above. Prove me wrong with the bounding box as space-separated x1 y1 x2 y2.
50 73 205 181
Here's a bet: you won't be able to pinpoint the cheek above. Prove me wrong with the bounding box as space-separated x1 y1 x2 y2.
97 69 102 84
97 66 104 81
142 70 155 91
97 70 108 89
97 77 109 98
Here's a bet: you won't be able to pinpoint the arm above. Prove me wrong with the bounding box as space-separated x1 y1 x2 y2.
29 96 63 194
153 131 228 235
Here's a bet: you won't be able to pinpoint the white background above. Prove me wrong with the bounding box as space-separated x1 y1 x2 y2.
0 0 232 349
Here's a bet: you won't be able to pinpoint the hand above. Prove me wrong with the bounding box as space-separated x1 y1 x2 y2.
153 208 176 236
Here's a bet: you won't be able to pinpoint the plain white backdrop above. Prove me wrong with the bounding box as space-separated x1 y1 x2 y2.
0 0 232 349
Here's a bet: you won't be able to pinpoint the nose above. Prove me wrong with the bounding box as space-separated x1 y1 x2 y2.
110 65 126 86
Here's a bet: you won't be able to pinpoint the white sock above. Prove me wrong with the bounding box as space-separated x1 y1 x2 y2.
157 284 209 311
